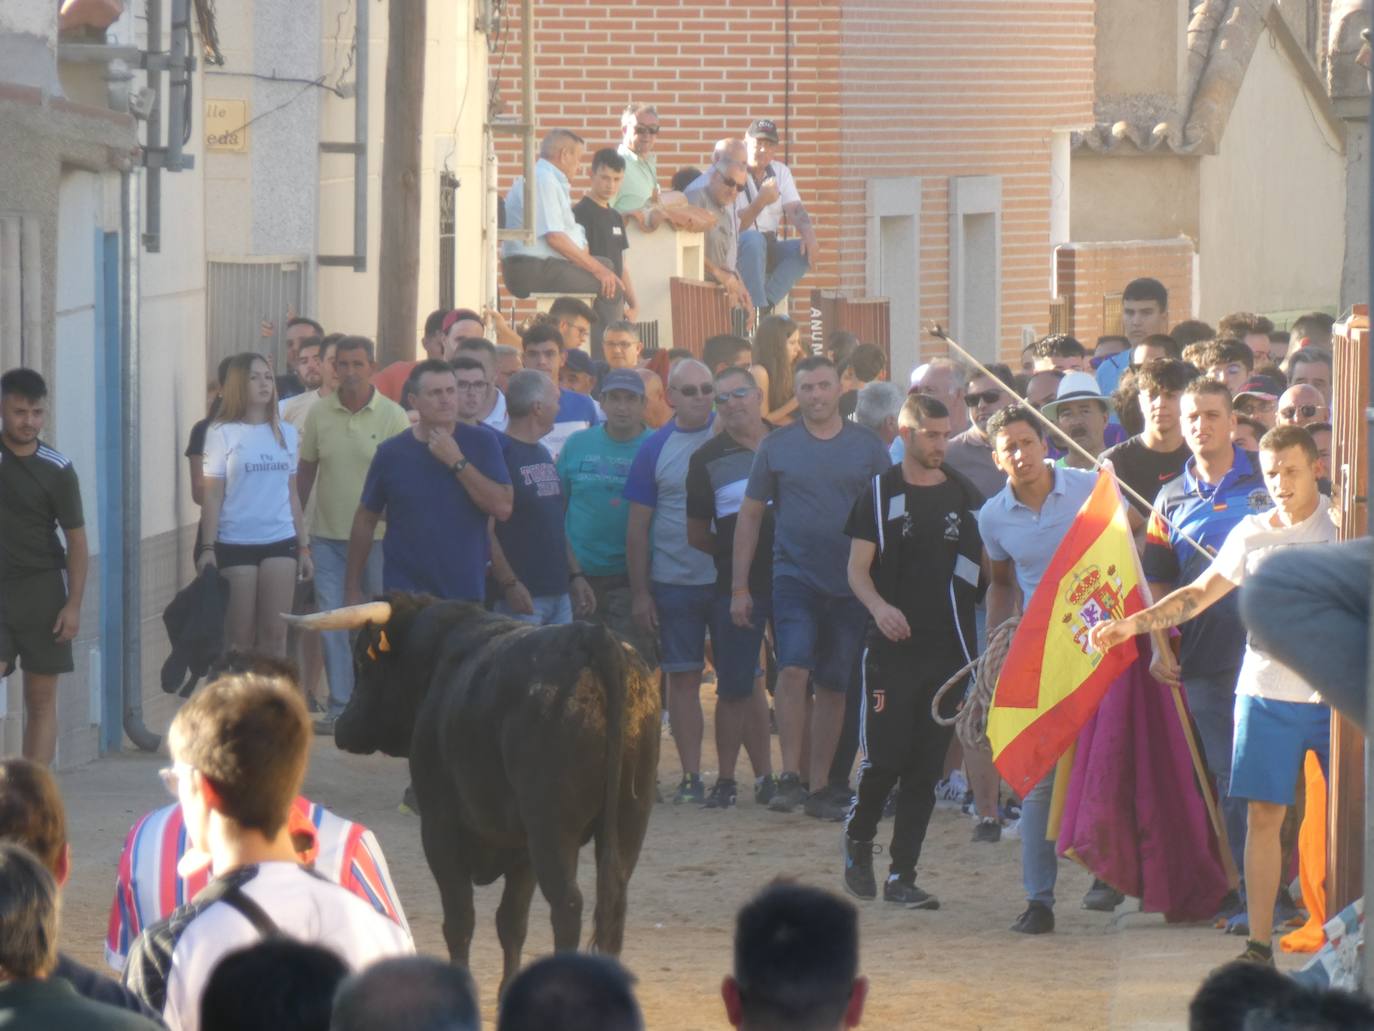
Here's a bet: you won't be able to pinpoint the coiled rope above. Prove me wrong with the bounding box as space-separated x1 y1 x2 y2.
930 617 1019 756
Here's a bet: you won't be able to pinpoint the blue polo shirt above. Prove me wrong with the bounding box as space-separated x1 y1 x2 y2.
502 158 585 261
1143 445 1272 679
977 463 1098 602
359 424 511 601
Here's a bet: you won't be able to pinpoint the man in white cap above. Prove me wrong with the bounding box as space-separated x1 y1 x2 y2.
1043 371 1113 470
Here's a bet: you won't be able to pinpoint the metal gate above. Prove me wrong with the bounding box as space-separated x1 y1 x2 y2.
206 257 307 377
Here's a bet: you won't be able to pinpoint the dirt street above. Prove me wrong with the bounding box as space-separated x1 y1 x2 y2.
53 696 1302 1030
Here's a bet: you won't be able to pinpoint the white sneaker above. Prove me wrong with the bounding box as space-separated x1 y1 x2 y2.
1001 818 1021 840
933 771 968 810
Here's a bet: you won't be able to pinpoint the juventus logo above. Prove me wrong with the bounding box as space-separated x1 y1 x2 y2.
872 689 886 714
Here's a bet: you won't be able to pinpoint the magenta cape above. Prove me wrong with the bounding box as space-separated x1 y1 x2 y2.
1055 651 1231 923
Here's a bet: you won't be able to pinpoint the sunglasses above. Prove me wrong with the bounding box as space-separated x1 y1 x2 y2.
633 125 660 136
716 174 748 192
965 390 1003 407
715 386 756 405
1280 404 1322 420
675 383 715 398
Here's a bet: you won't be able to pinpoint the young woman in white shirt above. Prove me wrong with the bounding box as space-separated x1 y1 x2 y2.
196 353 312 655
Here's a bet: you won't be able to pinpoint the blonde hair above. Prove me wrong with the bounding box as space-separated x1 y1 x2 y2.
214 352 286 447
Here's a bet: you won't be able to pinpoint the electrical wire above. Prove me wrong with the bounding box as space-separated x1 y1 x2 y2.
206 69 346 97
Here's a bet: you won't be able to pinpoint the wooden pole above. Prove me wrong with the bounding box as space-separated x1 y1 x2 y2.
375 0 426 367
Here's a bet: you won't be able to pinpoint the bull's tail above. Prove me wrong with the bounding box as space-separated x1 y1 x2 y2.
587 622 629 953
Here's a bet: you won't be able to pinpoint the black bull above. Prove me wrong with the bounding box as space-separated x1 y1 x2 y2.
325 594 660 988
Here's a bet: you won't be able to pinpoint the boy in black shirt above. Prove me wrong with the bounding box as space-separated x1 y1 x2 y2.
841 394 984 909
573 149 640 327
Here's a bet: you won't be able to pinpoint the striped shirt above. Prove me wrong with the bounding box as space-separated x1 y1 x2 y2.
105 796 409 971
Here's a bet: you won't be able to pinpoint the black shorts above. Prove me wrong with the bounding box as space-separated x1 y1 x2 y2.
0 570 74 676
215 538 299 569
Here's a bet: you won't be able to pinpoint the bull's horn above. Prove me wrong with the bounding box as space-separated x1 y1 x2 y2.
280 601 393 631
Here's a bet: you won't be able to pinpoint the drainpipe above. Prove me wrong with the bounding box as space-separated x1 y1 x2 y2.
120 167 160 753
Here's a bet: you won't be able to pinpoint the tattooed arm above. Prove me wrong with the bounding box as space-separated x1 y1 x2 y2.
1088 566 1238 652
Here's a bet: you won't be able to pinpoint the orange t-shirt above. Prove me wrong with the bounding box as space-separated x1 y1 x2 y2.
373 360 417 404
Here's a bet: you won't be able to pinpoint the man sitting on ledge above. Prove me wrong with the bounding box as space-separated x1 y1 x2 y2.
503 129 626 354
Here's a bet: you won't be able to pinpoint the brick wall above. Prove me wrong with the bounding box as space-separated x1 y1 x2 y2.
838 1 1096 364
1055 237 1196 344
493 0 1095 367
491 0 843 319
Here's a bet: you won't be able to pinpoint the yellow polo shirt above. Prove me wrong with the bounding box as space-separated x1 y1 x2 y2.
300 388 410 540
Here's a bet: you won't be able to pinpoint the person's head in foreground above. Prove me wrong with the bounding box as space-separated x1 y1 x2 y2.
1257 425 1322 523
987 404 1049 489
201 939 346 1031
332 955 479 1031
1188 959 1374 1030
0 841 58 984
497 953 642 1031
722 880 866 1031
166 669 311 868
0 759 67 885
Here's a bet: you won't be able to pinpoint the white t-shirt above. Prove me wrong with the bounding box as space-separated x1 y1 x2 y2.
125 862 414 1031
1210 501 1337 703
482 388 509 432
203 421 299 545
735 161 801 234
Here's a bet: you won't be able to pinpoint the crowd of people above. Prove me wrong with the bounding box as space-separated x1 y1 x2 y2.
0 105 1363 1026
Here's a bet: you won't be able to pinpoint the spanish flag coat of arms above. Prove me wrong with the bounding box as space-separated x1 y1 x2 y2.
987 468 1146 794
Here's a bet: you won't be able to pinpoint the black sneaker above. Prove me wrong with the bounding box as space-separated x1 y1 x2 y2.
843 835 879 900
1082 879 1125 912
884 875 940 909
972 817 1001 844
1236 939 1275 966
768 772 808 813
703 779 737 809
804 786 852 822
673 774 705 805
399 785 420 816
754 774 779 806
1010 901 1055 935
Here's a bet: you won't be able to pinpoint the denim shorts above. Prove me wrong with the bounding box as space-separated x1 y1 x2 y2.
1230 694 1330 805
771 574 868 693
710 592 771 699
651 580 715 673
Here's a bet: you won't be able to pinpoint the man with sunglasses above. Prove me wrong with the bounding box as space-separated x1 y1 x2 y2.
686 159 753 315
613 102 661 222
686 367 779 809
1276 384 1329 429
1275 384 1330 428
625 359 720 804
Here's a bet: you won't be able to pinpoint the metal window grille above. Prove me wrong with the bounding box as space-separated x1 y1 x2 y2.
438 172 458 311
1102 293 1124 337
206 258 306 374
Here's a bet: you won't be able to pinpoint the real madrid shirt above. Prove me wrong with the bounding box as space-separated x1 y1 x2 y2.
1143 445 1272 679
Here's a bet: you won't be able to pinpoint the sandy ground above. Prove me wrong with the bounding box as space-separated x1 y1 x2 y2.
53 694 1308 1030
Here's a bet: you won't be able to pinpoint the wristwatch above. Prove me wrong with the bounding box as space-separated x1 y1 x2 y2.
449 457 470 475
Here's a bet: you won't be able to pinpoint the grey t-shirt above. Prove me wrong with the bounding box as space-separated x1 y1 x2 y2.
945 427 1006 503
745 420 892 596
623 416 719 586
685 181 738 272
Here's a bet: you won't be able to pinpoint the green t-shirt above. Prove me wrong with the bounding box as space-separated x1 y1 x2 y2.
612 145 658 214
557 424 652 576
0 438 85 580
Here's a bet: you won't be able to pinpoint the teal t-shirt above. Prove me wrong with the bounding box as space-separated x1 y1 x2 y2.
557 424 653 576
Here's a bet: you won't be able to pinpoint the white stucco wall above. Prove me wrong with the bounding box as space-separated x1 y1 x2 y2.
316 0 489 348
1197 25 1346 320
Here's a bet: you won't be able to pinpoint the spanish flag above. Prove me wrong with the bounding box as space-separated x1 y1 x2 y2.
987 468 1146 795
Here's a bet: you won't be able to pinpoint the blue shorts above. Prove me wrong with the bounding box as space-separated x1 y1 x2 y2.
651 580 714 673
710 593 771 699
771 574 868 693
1230 694 1330 805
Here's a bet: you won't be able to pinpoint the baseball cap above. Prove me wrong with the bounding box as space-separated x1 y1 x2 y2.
746 119 780 143
1235 375 1283 402
441 308 482 334
562 349 594 375
600 369 645 397
1041 370 1114 420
